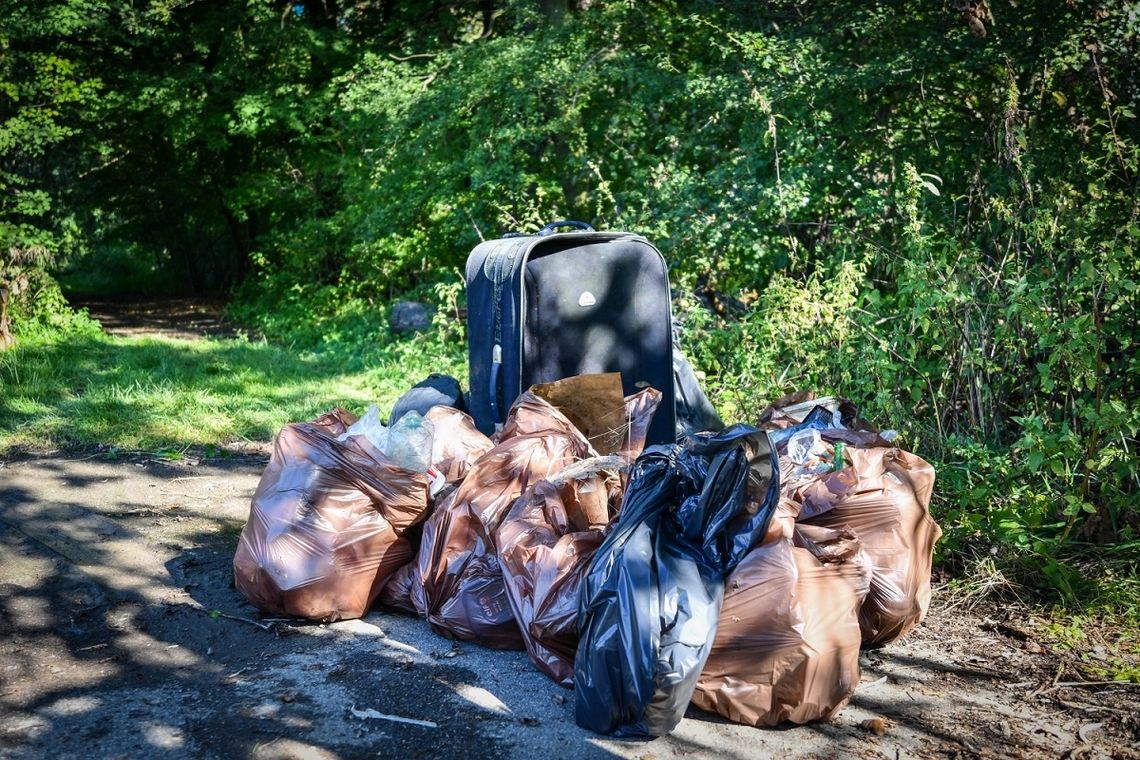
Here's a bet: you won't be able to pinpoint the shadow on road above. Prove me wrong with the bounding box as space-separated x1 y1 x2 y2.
2 454 1122 759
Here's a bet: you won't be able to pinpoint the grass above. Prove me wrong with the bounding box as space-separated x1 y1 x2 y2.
934 549 1140 681
936 554 1028 613
0 326 465 456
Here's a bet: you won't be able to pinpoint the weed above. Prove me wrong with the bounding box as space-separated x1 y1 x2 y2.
1042 612 1140 683
936 553 1028 614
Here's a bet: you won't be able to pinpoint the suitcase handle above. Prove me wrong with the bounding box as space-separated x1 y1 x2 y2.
489 344 503 423
537 220 595 236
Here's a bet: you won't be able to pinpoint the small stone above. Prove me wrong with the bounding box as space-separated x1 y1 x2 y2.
1078 722 1103 743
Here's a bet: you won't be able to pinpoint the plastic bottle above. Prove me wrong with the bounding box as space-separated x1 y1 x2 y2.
382 410 436 473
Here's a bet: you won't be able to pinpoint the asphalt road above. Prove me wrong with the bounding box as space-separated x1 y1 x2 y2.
1 453 1126 759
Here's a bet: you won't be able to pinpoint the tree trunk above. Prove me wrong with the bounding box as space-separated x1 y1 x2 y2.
221 203 255 289
480 0 496 38
0 285 13 351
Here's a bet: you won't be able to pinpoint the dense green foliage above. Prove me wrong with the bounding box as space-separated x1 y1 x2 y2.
2 0 1137 600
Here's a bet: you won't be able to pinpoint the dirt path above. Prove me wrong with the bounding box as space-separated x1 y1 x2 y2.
1 454 1137 759
71 297 241 340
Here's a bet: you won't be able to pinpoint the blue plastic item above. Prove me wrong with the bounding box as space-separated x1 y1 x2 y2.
573 425 779 737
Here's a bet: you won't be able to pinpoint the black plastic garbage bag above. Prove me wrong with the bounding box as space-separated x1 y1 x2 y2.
685 425 780 572
390 373 466 424
673 349 724 439
574 425 778 737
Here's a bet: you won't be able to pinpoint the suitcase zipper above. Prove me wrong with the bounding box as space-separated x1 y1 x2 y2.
484 240 524 425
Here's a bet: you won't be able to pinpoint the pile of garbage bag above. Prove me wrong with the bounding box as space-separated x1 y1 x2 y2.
233 380 940 736
684 393 942 730
411 375 661 648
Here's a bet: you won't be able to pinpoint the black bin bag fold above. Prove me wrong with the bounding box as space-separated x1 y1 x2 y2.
574 425 779 737
672 349 724 438
389 373 465 424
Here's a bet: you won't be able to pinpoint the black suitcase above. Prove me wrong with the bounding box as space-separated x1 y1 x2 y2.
466 220 676 445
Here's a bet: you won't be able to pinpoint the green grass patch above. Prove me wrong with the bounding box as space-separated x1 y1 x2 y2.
0 328 464 455
1041 610 1140 683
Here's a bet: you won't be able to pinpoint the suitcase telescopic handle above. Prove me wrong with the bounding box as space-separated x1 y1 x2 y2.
537 220 595 236
489 344 503 423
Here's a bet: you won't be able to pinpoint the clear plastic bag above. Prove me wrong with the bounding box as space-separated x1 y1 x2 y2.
787 427 831 478
338 406 436 474
337 404 387 450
